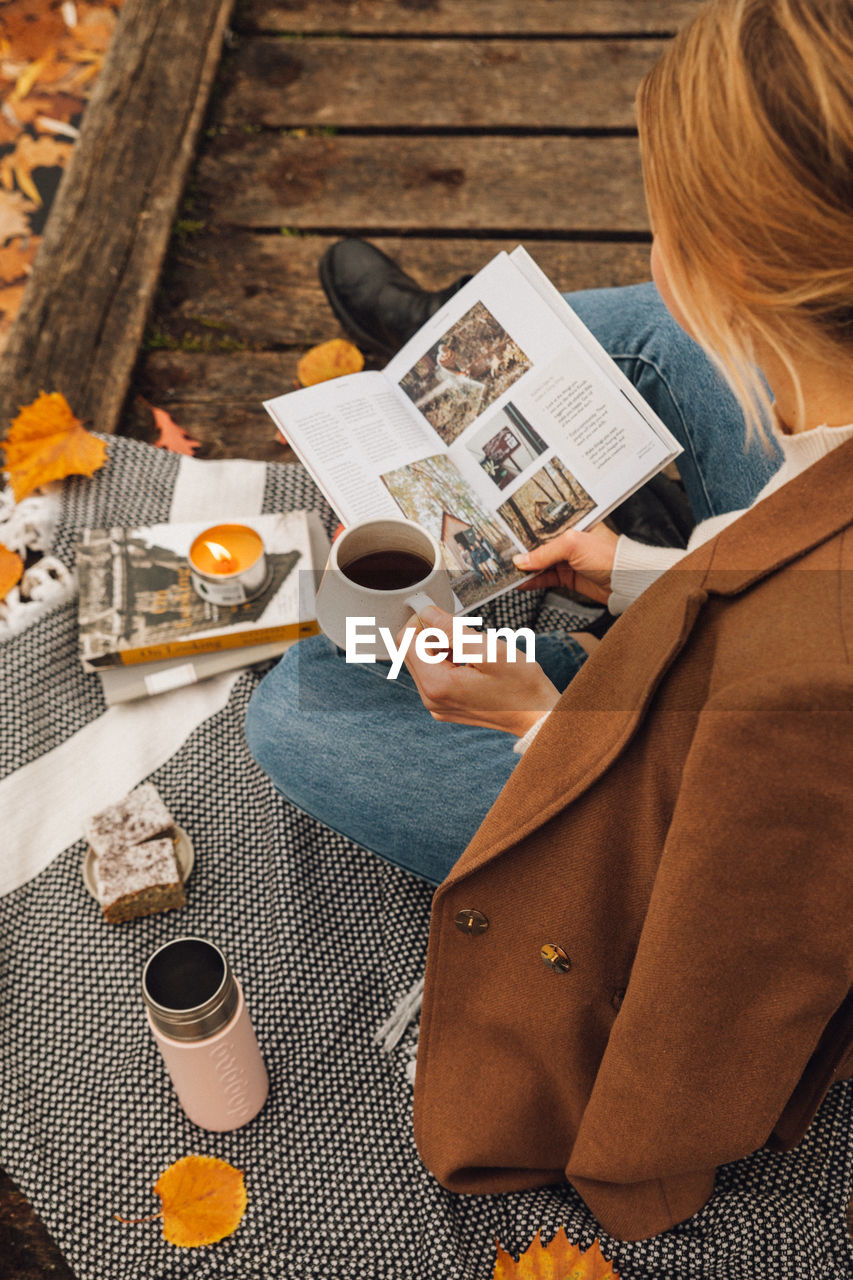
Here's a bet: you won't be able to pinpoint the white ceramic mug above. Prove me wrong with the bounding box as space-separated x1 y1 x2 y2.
315 518 455 659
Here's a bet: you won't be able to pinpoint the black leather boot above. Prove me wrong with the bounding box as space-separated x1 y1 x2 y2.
319 238 472 359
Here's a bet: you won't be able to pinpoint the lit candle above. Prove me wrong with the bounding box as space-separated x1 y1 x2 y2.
189 524 268 604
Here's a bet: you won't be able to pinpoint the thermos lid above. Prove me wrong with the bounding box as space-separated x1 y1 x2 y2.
142 937 239 1042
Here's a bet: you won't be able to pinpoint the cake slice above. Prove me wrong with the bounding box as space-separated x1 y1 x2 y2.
93 836 186 923
85 782 174 859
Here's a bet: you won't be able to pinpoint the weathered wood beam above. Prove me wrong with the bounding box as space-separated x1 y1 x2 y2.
238 0 703 36
0 0 235 436
216 38 665 130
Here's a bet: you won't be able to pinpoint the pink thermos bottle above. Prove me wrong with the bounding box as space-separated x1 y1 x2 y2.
142 937 269 1131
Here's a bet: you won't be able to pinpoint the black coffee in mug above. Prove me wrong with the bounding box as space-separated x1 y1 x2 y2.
342 549 432 591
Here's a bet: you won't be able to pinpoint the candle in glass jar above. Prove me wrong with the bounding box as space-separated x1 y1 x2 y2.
189 524 268 604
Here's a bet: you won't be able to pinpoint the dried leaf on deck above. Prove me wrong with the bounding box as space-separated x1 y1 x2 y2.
0 542 24 603
0 237 38 285
149 404 202 456
73 4 118 55
0 190 38 242
0 3 67 60
155 1154 247 1247
490 1228 621 1280
10 51 56 102
0 133 73 205
0 116 19 148
14 92 84 128
297 338 364 387
3 391 107 501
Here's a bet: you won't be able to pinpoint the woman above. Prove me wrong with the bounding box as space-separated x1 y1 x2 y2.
246 0 853 1241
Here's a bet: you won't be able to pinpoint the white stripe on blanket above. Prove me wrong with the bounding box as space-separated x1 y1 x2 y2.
170 455 267 522
0 671 242 896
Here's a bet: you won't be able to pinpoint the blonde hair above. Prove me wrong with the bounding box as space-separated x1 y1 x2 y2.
636 0 853 441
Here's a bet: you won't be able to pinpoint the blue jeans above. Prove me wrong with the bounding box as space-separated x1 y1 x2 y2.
245 283 784 884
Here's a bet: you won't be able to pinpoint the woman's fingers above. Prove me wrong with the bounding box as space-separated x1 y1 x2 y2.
513 529 584 573
399 605 561 735
512 524 618 604
515 567 563 592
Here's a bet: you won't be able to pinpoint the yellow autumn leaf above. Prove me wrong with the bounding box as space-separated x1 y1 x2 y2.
491 1228 621 1280
154 1154 247 1247
0 133 73 206
10 51 54 102
3 391 107 501
297 338 364 387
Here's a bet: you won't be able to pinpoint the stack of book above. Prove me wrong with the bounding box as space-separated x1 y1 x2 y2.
75 510 328 704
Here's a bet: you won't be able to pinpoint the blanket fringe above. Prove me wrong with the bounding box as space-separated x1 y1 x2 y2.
0 488 74 637
374 975 424 1071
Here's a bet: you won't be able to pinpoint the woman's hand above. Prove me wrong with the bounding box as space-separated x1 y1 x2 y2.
513 523 619 604
401 605 560 737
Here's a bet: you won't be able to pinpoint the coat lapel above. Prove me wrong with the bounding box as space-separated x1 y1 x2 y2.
444 560 712 886
444 436 853 887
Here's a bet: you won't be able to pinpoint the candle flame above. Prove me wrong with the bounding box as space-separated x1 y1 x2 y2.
203 540 238 571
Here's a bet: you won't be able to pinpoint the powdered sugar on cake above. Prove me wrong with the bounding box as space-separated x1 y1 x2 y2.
94 837 181 907
85 782 174 858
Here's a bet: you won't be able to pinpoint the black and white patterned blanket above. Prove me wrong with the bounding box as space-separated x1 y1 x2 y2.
1 436 851 1280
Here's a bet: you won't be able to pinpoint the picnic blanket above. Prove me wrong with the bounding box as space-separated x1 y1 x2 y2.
1 435 852 1280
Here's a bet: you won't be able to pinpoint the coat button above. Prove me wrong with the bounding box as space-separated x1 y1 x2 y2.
540 943 571 972
454 908 489 935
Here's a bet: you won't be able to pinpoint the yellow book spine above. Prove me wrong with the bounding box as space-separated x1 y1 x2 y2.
117 620 319 666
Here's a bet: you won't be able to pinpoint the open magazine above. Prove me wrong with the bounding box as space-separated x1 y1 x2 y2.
264 247 681 612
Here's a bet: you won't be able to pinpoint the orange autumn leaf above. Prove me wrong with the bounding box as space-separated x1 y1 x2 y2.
149 404 202 456
0 542 24 603
297 338 364 387
0 3 67 61
73 4 119 55
0 237 39 286
16 91 84 128
491 1228 621 1280
154 1154 247 1247
3 391 107 501
0 190 38 242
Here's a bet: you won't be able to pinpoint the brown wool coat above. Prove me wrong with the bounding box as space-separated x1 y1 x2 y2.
413 438 853 1242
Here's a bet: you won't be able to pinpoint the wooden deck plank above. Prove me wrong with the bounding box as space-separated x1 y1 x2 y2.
149 234 651 349
197 134 647 232
129 232 653 459
216 37 665 129
239 0 703 36
125 350 302 460
0 0 235 436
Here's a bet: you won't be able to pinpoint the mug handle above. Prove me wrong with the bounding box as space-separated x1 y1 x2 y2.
405 591 438 626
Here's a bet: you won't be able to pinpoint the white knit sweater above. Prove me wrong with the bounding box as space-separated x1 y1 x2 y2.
608 419 853 615
514 418 853 755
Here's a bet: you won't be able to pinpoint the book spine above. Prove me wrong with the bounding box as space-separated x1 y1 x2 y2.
111 620 320 667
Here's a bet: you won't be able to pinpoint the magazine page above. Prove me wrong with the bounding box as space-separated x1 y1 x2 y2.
264 370 441 525
508 244 682 456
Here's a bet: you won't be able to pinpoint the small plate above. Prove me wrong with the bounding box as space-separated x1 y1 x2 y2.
81 825 195 900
